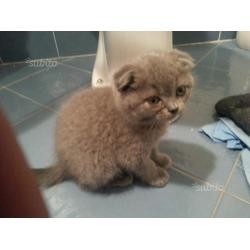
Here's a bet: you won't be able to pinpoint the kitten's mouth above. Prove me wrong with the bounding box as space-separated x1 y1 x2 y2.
156 108 179 121
138 108 181 125
169 113 181 123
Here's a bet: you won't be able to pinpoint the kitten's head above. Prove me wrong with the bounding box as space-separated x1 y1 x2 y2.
112 49 195 126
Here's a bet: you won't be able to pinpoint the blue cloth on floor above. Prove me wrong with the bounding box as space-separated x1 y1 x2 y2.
199 117 250 186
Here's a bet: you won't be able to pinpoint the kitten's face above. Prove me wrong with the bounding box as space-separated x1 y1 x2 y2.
113 50 195 125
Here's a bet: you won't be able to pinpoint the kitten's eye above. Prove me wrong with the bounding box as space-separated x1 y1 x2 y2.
147 96 161 104
176 86 187 97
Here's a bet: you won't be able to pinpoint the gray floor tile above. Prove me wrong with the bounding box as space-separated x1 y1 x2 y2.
0 62 41 87
43 169 219 218
220 40 243 51
216 194 250 217
62 55 96 72
9 64 91 106
177 98 217 127
200 41 250 73
15 110 57 169
176 44 216 62
227 159 250 203
193 65 250 105
0 88 43 125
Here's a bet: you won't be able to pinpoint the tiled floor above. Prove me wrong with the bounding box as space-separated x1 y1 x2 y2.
0 41 250 217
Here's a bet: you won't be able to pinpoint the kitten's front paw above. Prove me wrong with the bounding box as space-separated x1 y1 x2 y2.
156 154 172 170
149 169 170 188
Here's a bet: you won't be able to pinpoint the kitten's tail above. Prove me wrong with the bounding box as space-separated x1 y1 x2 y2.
33 165 65 187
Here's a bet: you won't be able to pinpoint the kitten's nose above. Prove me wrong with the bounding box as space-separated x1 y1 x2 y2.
169 107 179 114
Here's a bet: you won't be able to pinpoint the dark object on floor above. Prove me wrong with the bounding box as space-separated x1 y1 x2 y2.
215 94 250 135
0 109 49 218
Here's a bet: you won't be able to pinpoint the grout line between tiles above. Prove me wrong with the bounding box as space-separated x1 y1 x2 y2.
210 152 242 217
218 31 222 41
58 62 92 74
60 54 96 63
8 84 91 128
172 163 217 188
195 44 219 65
225 191 250 205
13 108 49 127
197 64 229 73
52 32 60 57
3 87 55 113
175 39 234 47
0 68 47 91
11 98 59 128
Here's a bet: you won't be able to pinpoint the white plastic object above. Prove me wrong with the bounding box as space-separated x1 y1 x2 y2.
92 31 173 87
236 31 250 50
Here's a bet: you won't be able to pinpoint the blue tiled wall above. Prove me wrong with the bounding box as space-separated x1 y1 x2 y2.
0 31 99 63
54 31 98 57
0 31 236 63
173 31 236 45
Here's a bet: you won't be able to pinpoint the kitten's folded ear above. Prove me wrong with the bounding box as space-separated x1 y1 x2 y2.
169 49 195 72
113 64 142 92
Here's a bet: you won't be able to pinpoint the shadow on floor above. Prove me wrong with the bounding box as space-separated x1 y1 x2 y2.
159 139 216 180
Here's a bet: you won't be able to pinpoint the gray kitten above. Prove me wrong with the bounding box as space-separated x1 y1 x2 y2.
35 50 195 190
